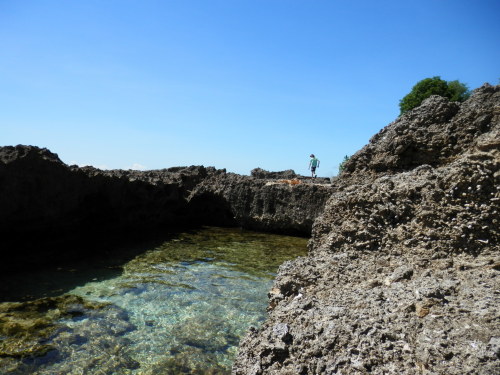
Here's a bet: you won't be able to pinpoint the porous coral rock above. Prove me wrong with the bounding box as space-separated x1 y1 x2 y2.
232 84 500 375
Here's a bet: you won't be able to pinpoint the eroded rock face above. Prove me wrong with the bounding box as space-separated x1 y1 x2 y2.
251 168 298 179
343 85 499 176
188 173 333 235
232 84 500 374
0 146 333 270
0 146 209 269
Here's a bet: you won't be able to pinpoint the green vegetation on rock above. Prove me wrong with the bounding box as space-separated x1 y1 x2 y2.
399 76 470 114
338 155 351 175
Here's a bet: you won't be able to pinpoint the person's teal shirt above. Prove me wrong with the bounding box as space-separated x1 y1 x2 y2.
310 157 319 167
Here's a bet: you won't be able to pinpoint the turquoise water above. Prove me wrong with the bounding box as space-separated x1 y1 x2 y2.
0 227 307 374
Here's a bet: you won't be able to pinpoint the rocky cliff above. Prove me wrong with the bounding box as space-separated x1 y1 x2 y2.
232 84 499 374
188 173 331 235
0 146 333 271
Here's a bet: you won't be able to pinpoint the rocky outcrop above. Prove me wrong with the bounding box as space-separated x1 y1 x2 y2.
0 146 207 269
0 147 333 271
188 173 332 235
232 84 500 374
251 168 298 179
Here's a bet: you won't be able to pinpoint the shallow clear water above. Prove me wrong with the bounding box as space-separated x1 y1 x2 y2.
0 227 307 374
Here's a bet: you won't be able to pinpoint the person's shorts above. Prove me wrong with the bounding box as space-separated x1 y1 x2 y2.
311 166 316 173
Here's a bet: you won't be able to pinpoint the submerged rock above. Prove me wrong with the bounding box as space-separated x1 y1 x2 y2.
232 84 500 374
0 296 103 358
0 294 137 374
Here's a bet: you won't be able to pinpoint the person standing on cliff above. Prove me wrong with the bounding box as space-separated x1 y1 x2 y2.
309 154 320 178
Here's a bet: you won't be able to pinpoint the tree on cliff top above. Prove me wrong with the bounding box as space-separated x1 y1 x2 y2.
399 76 470 114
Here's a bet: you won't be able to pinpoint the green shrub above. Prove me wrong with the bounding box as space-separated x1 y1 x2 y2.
399 76 470 114
338 155 350 174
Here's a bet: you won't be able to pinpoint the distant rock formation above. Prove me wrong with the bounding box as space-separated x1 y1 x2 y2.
250 168 298 179
232 84 500 374
188 170 332 235
0 146 333 271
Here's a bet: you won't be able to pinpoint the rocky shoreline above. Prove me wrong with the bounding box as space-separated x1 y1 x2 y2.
0 145 333 271
1 83 498 374
233 84 499 374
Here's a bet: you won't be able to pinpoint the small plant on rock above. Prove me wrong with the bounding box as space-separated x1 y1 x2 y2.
338 155 351 175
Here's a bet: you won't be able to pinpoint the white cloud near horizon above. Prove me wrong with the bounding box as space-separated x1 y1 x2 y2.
68 160 146 171
127 163 147 171
69 161 110 170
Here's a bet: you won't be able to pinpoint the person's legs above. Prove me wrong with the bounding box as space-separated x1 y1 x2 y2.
311 166 316 178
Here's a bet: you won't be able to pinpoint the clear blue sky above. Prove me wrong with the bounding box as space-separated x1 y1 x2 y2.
1 0 499 176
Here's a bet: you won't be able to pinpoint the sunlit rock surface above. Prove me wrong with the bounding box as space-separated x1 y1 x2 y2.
232 84 500 374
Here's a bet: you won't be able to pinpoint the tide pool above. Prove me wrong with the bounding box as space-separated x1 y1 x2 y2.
0 227 307 374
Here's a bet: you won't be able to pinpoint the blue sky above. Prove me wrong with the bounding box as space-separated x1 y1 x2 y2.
1 0 499 176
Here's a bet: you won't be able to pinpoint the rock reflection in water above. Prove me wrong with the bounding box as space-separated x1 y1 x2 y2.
0 226 307 374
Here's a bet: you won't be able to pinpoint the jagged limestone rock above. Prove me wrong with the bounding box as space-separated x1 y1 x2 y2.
232 84 500 375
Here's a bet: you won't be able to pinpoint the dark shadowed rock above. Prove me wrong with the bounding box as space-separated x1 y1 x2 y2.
0 146 333 271
0 145 205 269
